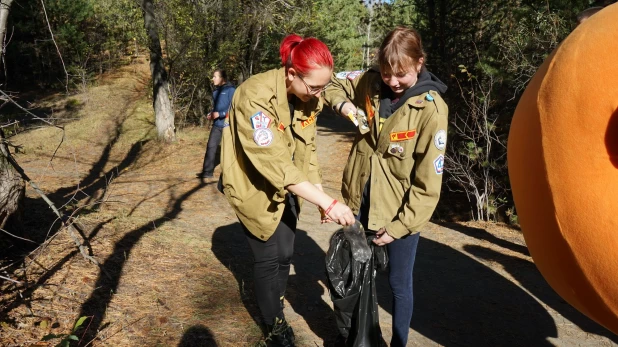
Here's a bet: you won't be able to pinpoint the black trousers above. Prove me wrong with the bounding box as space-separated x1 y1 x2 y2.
202 126 223 174
242 196 298 325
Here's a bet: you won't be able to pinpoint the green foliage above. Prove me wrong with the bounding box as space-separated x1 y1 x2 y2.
3 0 142 90
41 316 89 347
1 0 600 221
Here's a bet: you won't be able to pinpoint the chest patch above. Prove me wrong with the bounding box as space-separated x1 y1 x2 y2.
301 112 317 129
390 130 417 142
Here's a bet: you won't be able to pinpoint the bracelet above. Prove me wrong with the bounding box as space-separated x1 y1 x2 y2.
324 199 338 215
337 102 347 115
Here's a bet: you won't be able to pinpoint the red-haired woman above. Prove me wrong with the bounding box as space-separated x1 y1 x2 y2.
220 34 355 345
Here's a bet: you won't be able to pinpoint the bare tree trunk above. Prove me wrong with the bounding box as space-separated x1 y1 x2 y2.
0 0 14 78
0 129 24 231
0 1 21 231
141 0 175 142
0 0 12 54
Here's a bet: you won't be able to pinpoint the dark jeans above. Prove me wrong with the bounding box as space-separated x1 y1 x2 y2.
202 126 223 175
387 232 420 347
356 197 420 347
242 196 298 325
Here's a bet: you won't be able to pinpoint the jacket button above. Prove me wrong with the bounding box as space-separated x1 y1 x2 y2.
311 137 315 141
273 216 277 221
288 143 291 147
360 173 365 177
260 235 265 239
400 153 405 157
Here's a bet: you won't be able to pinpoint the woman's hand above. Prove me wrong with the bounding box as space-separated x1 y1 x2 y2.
373 227 395 246
314 184 333 224
325 201 355 226
336 101 358 118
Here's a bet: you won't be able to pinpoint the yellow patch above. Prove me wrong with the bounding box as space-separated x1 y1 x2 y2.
390 130 417 142
365 95 375 123
301 112 317 129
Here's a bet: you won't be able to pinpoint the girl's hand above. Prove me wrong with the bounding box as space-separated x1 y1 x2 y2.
373 227 395 246
336 101 358 118
325 201 355 226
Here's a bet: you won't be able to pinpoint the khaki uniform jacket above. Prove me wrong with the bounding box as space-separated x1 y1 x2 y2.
221 68 322 240
324 70 448 238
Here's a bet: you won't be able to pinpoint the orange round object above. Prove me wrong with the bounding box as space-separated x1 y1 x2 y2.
508 4 618 334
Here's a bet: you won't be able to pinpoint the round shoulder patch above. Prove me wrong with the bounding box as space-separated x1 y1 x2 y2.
434 129 447 150
253 128 274 147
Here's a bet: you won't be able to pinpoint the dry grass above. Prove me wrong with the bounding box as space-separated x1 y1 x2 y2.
2 58 617 347
0 58 259 346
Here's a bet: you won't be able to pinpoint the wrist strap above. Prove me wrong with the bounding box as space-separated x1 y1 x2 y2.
324 199 338 215
337 102 347 115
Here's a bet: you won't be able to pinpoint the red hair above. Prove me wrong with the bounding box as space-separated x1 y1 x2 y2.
279 34 333 76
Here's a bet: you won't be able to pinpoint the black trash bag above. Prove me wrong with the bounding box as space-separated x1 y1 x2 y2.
325 223 388 347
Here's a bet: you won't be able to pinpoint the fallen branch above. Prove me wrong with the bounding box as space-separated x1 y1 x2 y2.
0 130 111 280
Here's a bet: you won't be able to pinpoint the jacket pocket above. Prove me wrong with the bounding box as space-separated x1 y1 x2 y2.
386 141 415 183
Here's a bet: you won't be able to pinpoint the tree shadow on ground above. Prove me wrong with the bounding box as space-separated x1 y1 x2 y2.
287 229 340 345
211 224 339 344
465 244 618 343
0 195 114 322
76 180 212 342
435 221 529 256
211 223 261 328
178 324 218 347
376 236 558 346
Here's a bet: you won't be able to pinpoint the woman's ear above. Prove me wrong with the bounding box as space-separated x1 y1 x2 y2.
287 67 297 82
416 57 425 72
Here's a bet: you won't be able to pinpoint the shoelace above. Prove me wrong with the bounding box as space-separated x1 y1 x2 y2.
254 319 290 347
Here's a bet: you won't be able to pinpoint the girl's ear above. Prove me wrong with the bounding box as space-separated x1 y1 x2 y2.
287 67 297 82
416 57 425 72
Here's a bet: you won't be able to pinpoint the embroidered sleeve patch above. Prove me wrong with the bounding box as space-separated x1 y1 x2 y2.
250 111 272 129
253 128 274 147
433 154 444 174
335 70 363 80
390 130 417 142
335 71 350 79
347 70 362 80
434 130 447 150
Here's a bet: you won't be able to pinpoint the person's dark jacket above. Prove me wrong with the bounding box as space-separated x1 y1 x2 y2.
211 83 236 128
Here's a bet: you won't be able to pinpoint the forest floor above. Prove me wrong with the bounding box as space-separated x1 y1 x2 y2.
0 58 617 347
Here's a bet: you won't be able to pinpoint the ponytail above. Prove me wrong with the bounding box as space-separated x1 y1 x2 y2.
279 34 334 76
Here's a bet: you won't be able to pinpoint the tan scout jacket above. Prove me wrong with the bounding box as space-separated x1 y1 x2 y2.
221 68 322 240
324 70 448 238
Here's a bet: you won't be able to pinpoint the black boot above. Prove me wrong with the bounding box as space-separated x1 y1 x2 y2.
259 317 295 347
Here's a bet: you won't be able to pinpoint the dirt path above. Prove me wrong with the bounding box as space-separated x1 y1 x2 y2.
1 63 617 347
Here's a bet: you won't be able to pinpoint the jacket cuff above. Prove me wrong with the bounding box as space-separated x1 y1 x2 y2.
307 168 322 185
282 167 309 188
385 220 413 239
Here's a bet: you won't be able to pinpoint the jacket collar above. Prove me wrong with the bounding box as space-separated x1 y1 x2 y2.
275 68 292 127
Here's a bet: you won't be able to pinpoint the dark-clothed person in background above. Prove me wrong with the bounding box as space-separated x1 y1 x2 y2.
198 69 235 179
